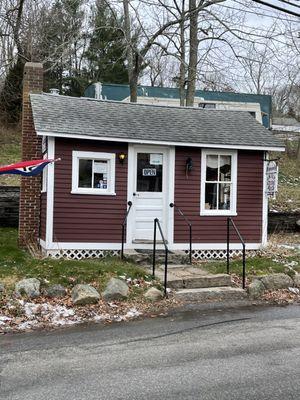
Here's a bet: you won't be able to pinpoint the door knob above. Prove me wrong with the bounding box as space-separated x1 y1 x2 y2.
133 192 136 196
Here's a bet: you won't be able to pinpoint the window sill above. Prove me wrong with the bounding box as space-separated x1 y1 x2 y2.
71 190 116 196
200 211 237 217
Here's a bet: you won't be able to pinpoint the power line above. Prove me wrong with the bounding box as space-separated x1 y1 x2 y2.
220 1 299 23
277 0 300 8
250 0 300 17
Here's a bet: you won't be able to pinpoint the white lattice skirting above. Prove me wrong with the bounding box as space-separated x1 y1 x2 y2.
46 249 120 260
186 249 257 260
44 247 257 260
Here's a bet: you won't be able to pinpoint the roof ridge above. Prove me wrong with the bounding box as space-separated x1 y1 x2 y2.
33 93 255 115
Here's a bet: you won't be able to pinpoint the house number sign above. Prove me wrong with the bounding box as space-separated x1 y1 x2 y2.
143 168 157 176
266 161 278 199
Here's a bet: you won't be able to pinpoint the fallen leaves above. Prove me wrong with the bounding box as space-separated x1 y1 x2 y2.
0 291 181 334
261 289 300 305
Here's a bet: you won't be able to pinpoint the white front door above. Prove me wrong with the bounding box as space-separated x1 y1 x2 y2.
127 145 171 244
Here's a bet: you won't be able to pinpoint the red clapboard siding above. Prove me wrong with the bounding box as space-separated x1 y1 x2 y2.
174 148 263 244
53 138 128 242
40 192 47 240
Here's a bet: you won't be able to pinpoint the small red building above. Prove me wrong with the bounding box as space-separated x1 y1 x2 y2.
19 63 284 260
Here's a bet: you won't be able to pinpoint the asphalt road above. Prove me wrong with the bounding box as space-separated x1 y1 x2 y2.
1 304 300 400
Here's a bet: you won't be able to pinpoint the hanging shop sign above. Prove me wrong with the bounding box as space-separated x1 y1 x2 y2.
266 161 278 199
143 168 157 176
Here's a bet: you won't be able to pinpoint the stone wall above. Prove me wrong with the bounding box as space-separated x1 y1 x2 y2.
0 186 20 227
268 212 300 233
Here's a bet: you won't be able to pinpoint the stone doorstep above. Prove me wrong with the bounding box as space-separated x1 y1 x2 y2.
175 287 247 302
123 250 189 265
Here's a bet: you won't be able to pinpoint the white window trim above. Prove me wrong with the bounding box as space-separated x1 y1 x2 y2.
200 149 237 216
71 151 116 195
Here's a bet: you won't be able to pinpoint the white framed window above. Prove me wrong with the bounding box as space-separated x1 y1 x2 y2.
200 149 237 216
72 151 116 195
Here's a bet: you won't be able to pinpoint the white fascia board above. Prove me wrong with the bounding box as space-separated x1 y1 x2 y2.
41 241 262 251
43 242 123 250
171 243 262 250
36 131 285 152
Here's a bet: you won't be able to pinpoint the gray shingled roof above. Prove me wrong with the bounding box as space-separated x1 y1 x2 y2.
30 93 284 150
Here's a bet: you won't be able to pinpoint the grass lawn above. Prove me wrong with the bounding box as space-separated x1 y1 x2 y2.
269 146 300 213
199 253 300 278
0 228 299 292
0 124 21 186
0 228 149 292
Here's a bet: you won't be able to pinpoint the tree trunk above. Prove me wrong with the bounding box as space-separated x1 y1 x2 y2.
186 0 199 107
179 1 186 107
123 0 137 102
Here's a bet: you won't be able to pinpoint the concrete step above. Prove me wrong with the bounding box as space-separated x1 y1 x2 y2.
153 268 232 289
175 287 248 302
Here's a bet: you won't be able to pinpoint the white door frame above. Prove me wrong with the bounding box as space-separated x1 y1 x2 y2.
126 144 175 249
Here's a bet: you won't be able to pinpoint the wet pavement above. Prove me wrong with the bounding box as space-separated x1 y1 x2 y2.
1 303 300 399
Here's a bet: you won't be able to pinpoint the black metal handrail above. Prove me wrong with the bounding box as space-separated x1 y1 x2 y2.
170 203 192 264
121 201 133 259
152 218 168 297
227 217 246 289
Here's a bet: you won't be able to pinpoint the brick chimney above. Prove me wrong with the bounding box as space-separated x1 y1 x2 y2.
18 62 44 247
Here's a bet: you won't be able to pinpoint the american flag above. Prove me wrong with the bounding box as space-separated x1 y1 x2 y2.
0 159 56 176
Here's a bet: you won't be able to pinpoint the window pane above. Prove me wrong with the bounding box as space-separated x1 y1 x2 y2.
218 183 231 210
136 153 163 192
205 183 218 209
219 155 231 181
79 159 92 188
93 161 108 189
206 155 218 181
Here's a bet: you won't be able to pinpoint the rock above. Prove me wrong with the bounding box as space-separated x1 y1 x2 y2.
15 278 40 298
45 284 67 298
293 274 300 288
248 279 265 299
260 273 293 290
71 284 100 305
102 278 129 301
144 287 164 301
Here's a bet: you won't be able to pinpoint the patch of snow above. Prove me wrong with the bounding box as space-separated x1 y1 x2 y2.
17 320 40 331
93 314 110 322
125 308 141 318
0 316 12 326
288 287 299 295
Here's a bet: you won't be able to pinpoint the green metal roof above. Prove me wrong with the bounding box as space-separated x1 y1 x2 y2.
84 83 272 128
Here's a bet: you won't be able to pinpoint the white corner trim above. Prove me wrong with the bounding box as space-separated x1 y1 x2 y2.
262 151 269 246
71 150 116 195
41 150 48 193
167 146 175 246
126 144 135 245
200 149 237 216
45 137 55 247
36 131 285 152
39 238 46 249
